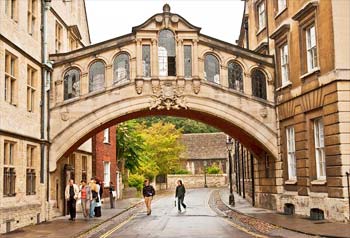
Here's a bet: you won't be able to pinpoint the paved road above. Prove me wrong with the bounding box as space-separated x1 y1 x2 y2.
97 188 254 238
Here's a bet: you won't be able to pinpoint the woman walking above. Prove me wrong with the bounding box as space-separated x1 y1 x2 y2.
175 180 187 213
80 180 92 219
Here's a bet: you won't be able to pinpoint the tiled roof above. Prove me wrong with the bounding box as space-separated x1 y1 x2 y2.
180 132 227 160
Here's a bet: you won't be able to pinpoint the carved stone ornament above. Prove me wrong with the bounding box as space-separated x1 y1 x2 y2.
149 82 188 110
135 78 144 94
60 108 70 121
259 107 268 118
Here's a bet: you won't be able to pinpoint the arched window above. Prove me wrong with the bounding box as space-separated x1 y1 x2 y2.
113 53 130 84
89 61 105 92
251 69 267 99
158 29 176 76
204 54 220 84
228 62 243 91
64 68 80 100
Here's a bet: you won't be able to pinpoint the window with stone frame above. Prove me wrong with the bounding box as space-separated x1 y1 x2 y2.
204 54 220 84
306 24 318 72
55 22 63 53
113 53 130 84
158 30 176 76
27 66 36 112
280 43 289 86
103 128 110 144
5 51 17 105
68 153 75 169
227 61 243 92
89 61 105 92
257 1 266 31
184 45 192 78
276 0 287 14
82 155 87 181
64 68 80 100
26 145 36 195
251 69 267 100
103 161 110 187
27 0 37 35
142 45 151 77
3 141 16 197
286 127 296 180
313 118 326 180
5 0 18 20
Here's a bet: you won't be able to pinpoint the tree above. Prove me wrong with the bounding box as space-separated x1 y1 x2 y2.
137 122 185 175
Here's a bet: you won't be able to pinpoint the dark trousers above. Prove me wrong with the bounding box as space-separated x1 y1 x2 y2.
110 193 115 208
67 199 76 219
177 196 186 211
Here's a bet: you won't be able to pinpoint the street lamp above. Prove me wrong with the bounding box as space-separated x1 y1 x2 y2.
226 136 235 206
203 161 208 188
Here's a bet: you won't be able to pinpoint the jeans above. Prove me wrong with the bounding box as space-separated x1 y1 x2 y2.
177 196 186 211
81 199 91 218
89 199 96 217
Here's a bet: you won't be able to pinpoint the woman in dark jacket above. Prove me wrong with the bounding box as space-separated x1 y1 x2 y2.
175 180 187 213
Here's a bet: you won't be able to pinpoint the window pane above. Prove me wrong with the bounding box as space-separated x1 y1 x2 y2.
251 69 267 99
64 69 80 100
142 45 151 77
113 53 130 84
89 61 105 92
204 54 220 84
184 45 192 78
158 30 176 76
228 62 243 91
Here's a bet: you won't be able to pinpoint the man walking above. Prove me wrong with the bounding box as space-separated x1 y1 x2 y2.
142 179 155 215
65 179 79 221
175 180 187 213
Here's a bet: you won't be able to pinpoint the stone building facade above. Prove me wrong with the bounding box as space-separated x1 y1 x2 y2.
180 133 227 174
238 0 350 221
0 0 90 233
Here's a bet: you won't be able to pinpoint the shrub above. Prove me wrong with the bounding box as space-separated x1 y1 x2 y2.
173 169 191 174
128 173 145 191
206 164 222 174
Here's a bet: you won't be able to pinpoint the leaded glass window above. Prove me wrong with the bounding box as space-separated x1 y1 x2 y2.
204 54 220 84
251 69 267 99
64 68 80 100
89 61 105 92
142 45 151 77
228 62 243 91
113 53 130 84
158 30 176 76
184 45 192 78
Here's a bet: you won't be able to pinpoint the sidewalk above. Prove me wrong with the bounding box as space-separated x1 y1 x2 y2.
0 197 142 238
220 189 350 238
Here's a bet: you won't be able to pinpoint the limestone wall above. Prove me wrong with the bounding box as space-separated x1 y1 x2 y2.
167 174 227 190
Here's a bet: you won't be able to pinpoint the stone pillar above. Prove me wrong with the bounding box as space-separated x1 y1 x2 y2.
244 73 252 96
105 64 113 87
151 39 158 79
177 38 184 78
136 39 142 78
81 72 89 95
55 80 63 102
193 39 199 78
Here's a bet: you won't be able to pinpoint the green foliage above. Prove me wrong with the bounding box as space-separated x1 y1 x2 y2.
135 116 219 134
136 157 159 182
173 168 191 174
116 121 144 173
128 173 145 191
206 163 222 174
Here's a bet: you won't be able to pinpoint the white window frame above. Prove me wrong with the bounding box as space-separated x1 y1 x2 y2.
314 118 326 180
258 1 266 31
277 0 287 13
103 128 110 144
280 43 289 86
306 25 318 72
103 161 110 187
286 127 296 180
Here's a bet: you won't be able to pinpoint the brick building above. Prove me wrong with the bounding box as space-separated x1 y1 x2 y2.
92 126 119 199
237 0 350 221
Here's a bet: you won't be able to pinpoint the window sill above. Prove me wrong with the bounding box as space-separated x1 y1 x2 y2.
275 7 287 19
285 180 297 185
256 27 266 36
276 81 292 91
311 179 327 185
300 67 320 80
103 142 111 145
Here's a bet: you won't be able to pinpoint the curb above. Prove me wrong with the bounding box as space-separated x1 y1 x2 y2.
218 189 346 238
74 199 143 238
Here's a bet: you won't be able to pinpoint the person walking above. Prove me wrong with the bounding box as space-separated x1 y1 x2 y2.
175 180 187 213
109 181 116 208
94 178 102 217
142 179 155 215
65 179 79 221
80 180 92 219
89 178 98 218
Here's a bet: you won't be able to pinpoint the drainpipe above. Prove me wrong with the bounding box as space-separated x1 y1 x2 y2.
244 17 249 50
265 0 270 55
346 172 350 219
251 153 255 207
236 141 241 196
241 144 245 199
